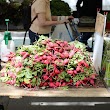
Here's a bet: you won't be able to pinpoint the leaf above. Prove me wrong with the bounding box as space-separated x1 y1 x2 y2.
58 71 70 80
58 86 69 90
65 78 70 82
31 78 37 86
18 68 33 79
58 72 65 79
0 77 9 82
32 71 37 76
17 73 25 78
73 74 85 83
46 64 53 71
36 78 41 86
25 73 33 79
15 80 20 86
17 77 24 82
24 78 30 84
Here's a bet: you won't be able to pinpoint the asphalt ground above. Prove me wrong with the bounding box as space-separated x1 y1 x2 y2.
1 97 110 110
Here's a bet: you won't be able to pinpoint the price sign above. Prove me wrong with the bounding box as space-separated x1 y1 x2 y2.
93 12 107 73
95 12 106 36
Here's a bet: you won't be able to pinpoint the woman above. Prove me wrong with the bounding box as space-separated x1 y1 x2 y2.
29 0 73 44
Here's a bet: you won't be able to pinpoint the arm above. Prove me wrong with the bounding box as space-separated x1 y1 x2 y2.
52 16 74 21
37 13 70 27
34 0 73 26
51 16 57 21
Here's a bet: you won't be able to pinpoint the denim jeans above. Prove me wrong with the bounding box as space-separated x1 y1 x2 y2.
29 30 49 45
29 30 39 45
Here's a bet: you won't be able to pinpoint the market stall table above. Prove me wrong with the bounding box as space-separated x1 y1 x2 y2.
0 81 109 98
0 61 110 98
0 52 109 98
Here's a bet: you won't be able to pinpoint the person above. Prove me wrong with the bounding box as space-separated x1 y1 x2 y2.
76 0 97 18
76 0 98 47
29 0 74 44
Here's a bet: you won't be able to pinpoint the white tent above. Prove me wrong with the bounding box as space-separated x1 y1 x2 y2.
103 0 110 11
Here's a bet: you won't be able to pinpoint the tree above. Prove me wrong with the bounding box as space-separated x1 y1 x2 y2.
0 0 22 25
50 0 71 16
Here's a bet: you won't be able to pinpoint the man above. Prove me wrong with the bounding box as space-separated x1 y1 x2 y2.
76 0 97 18
76 0 100 48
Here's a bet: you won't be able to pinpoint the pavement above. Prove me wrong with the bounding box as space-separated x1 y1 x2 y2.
1 97 110 110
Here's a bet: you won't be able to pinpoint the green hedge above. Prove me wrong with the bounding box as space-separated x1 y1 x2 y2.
0 1 22 25
0 0 71 26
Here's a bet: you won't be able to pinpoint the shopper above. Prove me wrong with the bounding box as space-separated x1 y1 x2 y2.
76 0 97 18
76 0 97 47
29 0 73 44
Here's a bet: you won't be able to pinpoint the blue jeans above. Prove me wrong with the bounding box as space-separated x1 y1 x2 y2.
29 30 49 45
29 30 39 45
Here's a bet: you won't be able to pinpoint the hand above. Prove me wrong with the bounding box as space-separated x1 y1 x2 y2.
68 16 74 20
68 16 74 22
62 19 69 24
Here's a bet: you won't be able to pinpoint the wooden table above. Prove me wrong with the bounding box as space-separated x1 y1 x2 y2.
0 82 109 98
0 84 110 110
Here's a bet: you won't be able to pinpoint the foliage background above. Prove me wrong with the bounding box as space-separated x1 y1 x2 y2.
50 0 71 16
0 0 22 25
107 12 110 22
0 0 71 26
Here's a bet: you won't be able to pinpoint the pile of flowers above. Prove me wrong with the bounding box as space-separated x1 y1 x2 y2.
0 36 97 89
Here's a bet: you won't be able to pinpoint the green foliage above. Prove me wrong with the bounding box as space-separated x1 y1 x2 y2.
0 1 7 24
21 0 32 6
0 0 71 27
107 12 110 22
50 0 71 16
0 1 22 25
0 0 6 4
